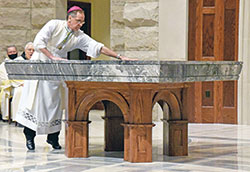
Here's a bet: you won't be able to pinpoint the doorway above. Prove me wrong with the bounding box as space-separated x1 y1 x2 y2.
187 0 240 124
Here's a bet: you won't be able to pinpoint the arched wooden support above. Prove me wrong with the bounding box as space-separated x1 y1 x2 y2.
65 87 129 158
76 90 129 153
65 81 189 162
153 90 188 156
153 90 182 120
65 82 129 157
75 89 129 122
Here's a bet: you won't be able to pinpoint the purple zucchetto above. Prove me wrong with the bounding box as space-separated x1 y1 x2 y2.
67 6 83 13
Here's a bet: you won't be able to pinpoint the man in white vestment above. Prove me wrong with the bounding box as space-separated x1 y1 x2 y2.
16 42 34 60
16 6 132 150
11 42 34 122
1 43 34 122
0 45 19 121
0 45 18 82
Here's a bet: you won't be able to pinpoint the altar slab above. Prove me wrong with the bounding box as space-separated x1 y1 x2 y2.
4 60 242 82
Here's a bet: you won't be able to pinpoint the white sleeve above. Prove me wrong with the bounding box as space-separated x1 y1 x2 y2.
77 33 104 58
0 62 8 80
33 20 57 52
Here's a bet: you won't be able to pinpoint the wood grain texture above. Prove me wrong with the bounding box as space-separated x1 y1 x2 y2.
64 81 189 162
188 0 239 124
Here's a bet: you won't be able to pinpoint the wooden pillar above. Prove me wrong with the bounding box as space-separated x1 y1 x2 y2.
123 124 130 161
65 121 91 158
162 119 188 156
102 101 124 151
123 123 155 162
102 116 124 151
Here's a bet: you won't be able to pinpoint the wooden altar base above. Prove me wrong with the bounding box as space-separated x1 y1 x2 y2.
64 81 189 163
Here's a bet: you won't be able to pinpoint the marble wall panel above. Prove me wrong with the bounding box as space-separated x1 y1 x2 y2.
124 51 158 60
111 0 159 60
0 0 63 60
31 29 41 42
111 29 125 51
123 2 158 27
31 8 55 29
111 0 126 6
111 5 125 29
125 26 158 51
0 0 30 8
126 0 157 2
0 30 29 46
238 0 250 124
32 0 55 8
0 30 30 58
0 8 31 30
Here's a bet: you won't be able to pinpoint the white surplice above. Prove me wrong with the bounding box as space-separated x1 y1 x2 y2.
0 56 25 121
16 19 104 134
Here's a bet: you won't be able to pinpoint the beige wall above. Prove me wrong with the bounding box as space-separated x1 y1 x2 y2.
0 0 66 61
111 0 159 60
159 0 188 61
238 0 250 124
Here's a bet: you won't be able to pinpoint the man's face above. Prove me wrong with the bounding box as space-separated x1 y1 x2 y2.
7 47 17 55
25 45 34 60
68 12 85 31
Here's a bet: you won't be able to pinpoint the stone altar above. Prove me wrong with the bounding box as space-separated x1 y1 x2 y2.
5 60 242 162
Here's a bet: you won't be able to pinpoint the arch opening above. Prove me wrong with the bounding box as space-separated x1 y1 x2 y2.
152 101 170 160
87 100 125 158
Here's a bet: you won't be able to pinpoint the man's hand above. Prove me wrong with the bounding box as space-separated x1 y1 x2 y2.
100 46 137 61
119 55 137 61
40 48 67 61
51 56 68 61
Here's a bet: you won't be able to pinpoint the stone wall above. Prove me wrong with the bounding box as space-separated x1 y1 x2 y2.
111 0 159 60
111 0 160 121
111 0 160 120
238 0 250 125
0 0 66 61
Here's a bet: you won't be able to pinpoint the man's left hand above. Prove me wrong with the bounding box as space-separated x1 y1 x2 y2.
119 56 137 61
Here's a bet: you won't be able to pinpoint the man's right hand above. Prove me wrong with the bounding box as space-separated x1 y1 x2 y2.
39 48 67 61
51 56 68 61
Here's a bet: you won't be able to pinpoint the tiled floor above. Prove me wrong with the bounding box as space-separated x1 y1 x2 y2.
1 113 250 172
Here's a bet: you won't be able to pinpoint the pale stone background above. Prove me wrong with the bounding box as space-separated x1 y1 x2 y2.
0 0 66 60
111 0 159 61
159 0 188 61
238 0 250 125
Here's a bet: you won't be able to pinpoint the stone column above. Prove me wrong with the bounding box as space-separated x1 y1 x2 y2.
238 0 250 125
159 0 189 61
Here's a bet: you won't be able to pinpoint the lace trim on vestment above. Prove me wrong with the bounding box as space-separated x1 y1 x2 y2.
19 110 61 128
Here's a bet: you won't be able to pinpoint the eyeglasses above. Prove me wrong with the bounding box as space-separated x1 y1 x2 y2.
75 19 85 25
